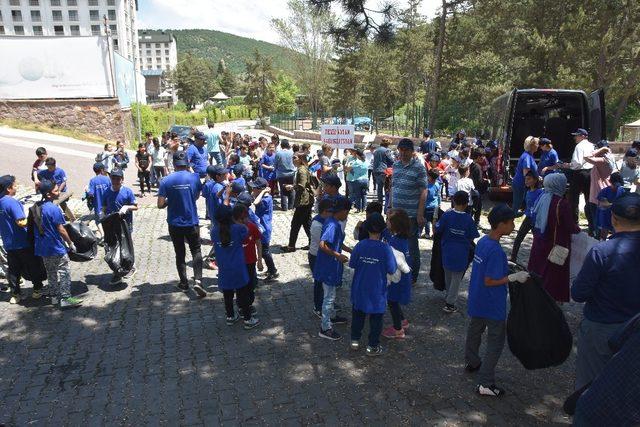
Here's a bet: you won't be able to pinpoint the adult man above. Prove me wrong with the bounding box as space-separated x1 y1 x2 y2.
0 175 45 303
274 139 296 211
571 193 640 390
157 151 206 298
389 138 427 283
562 128 595 234
419 129 439 155
372 138 395 203
205 123 223 166
187 131 209 179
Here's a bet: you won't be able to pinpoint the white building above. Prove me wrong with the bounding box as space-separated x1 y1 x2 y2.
138 29 177 72
0 0 140 69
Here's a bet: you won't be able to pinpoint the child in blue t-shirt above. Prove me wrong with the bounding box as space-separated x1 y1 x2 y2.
465 204 528 397
33 180 82 309
86 162 110 236
349 212 397 355
249 177 278 282
435 191 479 313
309 198 334 315
212 204 260 330
424 169 442 238
597 172 625 240
314 198 352 341
202 165 227 269
382 208 412 339
510 170 543 262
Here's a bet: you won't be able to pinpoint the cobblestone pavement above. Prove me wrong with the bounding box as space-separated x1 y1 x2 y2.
0 192 582 426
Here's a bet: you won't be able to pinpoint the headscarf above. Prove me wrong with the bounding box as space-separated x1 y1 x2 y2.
533 173 568 234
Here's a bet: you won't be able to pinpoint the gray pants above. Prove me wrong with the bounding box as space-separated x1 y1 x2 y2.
465 317 506 385
444 268 465 305
43 254 71 299
575 318 620 390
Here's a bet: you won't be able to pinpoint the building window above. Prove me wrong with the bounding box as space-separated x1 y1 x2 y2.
11 10 22 22
31 10 41 22
29 0 39 6
67 0 77 5
155 49 160 55
90 24 100 35
0 26 4 35
155 43 160 48
107 9 116 21
32 25 42 35
69 25 79 35
113 38 118 50
89 10 99 20
10 0 21 6
50 0 60 5
109 24 116 35
88 0 98 5
53 25 64 36
146 49 151 55
52 10 62 21
146 58 151 63
0 11 2 21
164 49 169 55
165 57 170 63
68 10 78 21
107 0 115 5
14 25 24 35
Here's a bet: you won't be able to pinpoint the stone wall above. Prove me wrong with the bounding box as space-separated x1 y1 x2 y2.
0 98 130 143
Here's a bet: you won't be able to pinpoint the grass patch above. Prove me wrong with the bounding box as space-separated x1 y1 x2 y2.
0 118 109 145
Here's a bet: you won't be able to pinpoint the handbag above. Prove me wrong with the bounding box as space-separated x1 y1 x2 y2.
547 201 569 265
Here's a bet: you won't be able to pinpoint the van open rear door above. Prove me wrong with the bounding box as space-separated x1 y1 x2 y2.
589 89 606 142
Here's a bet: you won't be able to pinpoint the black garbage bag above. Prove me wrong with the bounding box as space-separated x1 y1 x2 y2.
430 232 446 291
64 222 98 262
100 213 134 275
507 274 573 370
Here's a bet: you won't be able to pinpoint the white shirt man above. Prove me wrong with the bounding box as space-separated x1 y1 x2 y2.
569 129 594 170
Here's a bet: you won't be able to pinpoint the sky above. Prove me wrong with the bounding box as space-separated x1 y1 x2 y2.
138 0 442 44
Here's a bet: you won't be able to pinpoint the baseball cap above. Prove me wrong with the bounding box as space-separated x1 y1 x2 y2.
363 212 386 233
38 179 55 195
231 181 245 194
571 128 588 137
0 175 15 194
632 140 640 150
611 193 640 221
232 164 244 177
320 173 341 188
193 131 206 141
625 148 638 158
207 165 226 177
173 151 188 167
333 197 352 212
248 177 268 189
236 191 254 206
488 203 516 227
458 129 466 136
423 129 431 137
397 138 414 151
595 140 609 149
93 162 105 172
539 138 552 146
110 168 124 178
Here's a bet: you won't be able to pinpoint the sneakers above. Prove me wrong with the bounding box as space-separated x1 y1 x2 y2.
226 313 240 325
443 304 458 314
110 274 123 285
175 282 189 293
280 246 296 253
123 266 136 279
366 345 383 356
60 296 83 309
465 363 481 373
401 319 410 330
9 294 20 304
32 290 43 299
243 317 261 330
330 316 348 325
263 271 280 283
350 340 360 351
192 280 207 298
50 297 59 306
319 328 342 341
313 309 322 319
382 326 405 339
476 384 505 397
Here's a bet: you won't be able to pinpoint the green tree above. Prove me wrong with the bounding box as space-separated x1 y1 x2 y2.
216 59 237 97
270 74 299 114
244 50 276 116
329 37 364 117
169 52 218 110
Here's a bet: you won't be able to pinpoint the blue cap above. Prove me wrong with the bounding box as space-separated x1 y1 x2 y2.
423 128 431 137
595 139 609 149
39 179 55 195
0 175 15 194
110 168 124 178
611 193 640 221
173 151 188 167
248 177 268 189
539 138 552 146
93 162 105 172
397 138 414 151
194 131 206 141
320 173 341 188
231 181 245 194
625 148 637 158
571 128 588 137
488 203 516 227
207 165 226 177
236 191 254 206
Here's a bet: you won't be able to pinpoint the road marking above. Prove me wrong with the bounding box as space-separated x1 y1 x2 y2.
0 136 97 159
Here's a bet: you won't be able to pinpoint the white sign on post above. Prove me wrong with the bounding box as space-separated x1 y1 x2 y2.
320 125 355 149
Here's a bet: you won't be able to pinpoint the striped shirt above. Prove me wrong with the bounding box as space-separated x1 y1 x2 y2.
391 157 427 217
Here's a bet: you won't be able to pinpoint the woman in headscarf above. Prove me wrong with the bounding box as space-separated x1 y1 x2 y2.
527 173 580 303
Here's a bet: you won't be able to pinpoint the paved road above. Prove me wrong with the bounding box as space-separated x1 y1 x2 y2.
0 184 582 425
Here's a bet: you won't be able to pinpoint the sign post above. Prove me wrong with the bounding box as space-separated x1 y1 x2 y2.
320 125 355 151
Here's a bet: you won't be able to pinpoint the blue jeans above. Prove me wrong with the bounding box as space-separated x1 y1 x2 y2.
321 284 337 331
409 218 420 283
351 308 383 347
308 254 323 312
374 172 386 203
349 180 368 211
209 151 223 166
512 185 526 215
423 208 435 236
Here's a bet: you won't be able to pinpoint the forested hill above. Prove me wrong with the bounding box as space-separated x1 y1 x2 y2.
167 29 292 74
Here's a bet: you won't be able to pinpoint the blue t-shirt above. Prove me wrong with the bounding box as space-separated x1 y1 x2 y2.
255 194 273 243
158 170 202 227
87 174 111 215
260 153 276 181
313 217 345 286
0 195 28 250
425 181 441 211
348 159 369 182
205 129 220 153
202 180 225 222
349 239 396 314
436 209 479 272
212 223 249 290
37 168 67 192
538 149 559 175
524 188 544 220
186 143 209 177
274 149 295 178
512 152 537 189
34 201 67 257
387 235 411 305
467 235 509 321
103 186 136 228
